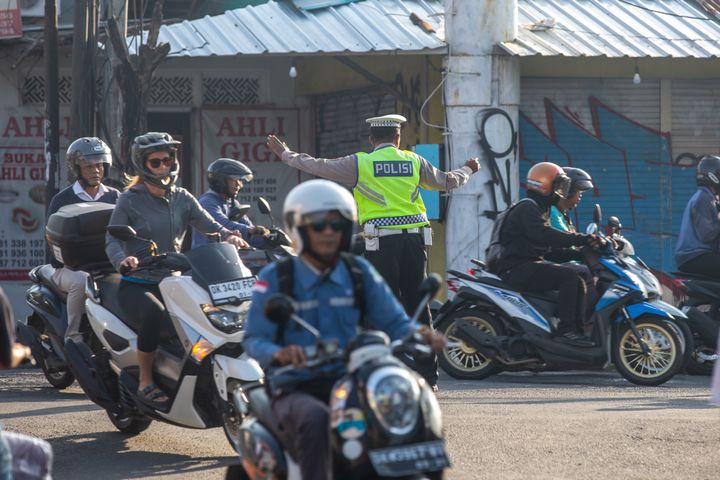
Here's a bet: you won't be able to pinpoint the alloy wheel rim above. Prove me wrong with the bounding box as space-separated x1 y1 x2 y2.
444 316 496 372
618 323 677 378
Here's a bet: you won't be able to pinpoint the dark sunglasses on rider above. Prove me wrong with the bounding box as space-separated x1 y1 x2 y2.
147 156 175 169
307 218 350 233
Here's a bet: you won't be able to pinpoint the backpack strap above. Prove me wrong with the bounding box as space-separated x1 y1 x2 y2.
340 252 366 329
274 256 295 344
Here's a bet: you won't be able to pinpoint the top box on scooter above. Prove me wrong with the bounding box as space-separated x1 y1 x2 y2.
46 202 115 270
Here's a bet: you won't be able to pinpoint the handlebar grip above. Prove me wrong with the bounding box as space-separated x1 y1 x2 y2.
119 264 131 275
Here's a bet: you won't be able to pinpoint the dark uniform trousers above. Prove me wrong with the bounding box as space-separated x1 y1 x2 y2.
364 232 438 386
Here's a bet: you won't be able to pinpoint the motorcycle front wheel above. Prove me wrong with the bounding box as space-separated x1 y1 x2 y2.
437 309 504 380
33 341 74 389
612 316 683 386
107 409 152 435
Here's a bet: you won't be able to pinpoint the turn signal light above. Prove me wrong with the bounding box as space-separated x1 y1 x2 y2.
191 338 215 363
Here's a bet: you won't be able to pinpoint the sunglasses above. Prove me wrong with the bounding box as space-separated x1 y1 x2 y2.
307 218 350 233
147 156 174 168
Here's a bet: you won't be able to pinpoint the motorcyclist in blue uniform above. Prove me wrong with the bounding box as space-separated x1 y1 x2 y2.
676 155 720 279
243 179 445 480
191 158 269 248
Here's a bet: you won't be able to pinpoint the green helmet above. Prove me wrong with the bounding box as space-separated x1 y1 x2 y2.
131 132 181 190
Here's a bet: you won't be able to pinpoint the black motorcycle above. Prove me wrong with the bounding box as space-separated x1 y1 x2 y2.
671 273 720 375
228 276 450 480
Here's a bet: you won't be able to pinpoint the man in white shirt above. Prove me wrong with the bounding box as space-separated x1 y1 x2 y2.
47 137 120 343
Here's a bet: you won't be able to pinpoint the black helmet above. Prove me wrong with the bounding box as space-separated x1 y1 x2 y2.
697 155 720 190
131 132 181 190
66 137 112 182
562 167 594 196
207 158 253 198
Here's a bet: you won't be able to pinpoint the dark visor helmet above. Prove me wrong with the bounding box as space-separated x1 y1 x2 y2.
131 132 181 190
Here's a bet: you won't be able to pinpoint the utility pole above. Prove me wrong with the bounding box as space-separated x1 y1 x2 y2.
443 0 520 271
44 0 60 220
70 0 98 139
100 0 127 168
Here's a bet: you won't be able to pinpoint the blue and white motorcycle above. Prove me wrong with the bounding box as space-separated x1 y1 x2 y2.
435 205 688 386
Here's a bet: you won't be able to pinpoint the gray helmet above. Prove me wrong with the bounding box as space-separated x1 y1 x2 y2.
207 158 253 198
66 137 112 181
562 167 594 196
131 132 181 190
697 155 720 190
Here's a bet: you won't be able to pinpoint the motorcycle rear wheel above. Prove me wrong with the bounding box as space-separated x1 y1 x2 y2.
35 345 74 389
613 316 683 386
437 309 503 380
106 409 152 435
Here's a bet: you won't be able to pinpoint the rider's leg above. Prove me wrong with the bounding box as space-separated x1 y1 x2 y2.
272 391 331 480
51 267 90 343
678 252 720 279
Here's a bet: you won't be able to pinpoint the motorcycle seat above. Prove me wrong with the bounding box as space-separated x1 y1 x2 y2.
36 264 68 302
95 274 175 342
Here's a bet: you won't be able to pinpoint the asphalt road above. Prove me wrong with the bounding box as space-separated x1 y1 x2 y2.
0 368 717 480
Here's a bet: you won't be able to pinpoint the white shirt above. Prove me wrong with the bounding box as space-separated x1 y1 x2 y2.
72 180 109 201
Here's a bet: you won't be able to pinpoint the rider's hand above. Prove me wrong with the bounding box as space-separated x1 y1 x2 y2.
267 135 290 160
249 226 270 236
419 327 447 353
464 158 480 173
226 232 250 249
272 345 306 367
119 256 139 271
586 234 606 250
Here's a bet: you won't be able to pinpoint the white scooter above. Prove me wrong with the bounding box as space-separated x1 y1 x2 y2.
68 225 262 451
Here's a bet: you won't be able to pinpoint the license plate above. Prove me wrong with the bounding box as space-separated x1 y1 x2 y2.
369 440 450 477
208 276 256 305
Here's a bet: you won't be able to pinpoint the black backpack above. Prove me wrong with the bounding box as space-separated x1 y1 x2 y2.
274 253 366 343
484 198 536 274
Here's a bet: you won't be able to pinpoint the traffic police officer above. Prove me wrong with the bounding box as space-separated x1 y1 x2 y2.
266 114 480 389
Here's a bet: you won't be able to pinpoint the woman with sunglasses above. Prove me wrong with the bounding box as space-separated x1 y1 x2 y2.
105 132 248 410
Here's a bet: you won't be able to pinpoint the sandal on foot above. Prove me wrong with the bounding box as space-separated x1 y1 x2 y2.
137 383 170 410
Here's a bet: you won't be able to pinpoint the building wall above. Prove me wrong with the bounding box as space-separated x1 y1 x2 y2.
519 73 720 273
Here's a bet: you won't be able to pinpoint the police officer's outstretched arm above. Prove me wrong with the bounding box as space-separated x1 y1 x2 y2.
267 134 358 187
418 156 480 190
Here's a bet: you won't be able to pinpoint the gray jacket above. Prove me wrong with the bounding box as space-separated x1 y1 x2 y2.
106 183 232 281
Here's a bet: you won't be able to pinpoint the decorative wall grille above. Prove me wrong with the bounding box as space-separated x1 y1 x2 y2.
151 76 193 105
21 75 73 104
202 77 261 105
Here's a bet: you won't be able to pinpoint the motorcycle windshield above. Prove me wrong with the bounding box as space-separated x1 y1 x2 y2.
183 243 254 305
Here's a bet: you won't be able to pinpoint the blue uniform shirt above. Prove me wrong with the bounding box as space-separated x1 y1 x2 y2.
676 186 720 266
243 255 411 390
192 190 266 248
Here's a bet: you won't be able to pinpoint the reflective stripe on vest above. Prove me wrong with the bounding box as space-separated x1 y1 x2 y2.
354 146 428 228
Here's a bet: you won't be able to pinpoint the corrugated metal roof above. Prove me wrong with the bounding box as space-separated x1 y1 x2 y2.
501 0 720 58
139 0 446 57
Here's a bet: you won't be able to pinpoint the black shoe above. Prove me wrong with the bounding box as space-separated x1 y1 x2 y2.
431 384 439 393
557 331 595 347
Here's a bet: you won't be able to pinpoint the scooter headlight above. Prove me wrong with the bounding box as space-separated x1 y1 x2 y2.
201 303 249 333
367 367 420 436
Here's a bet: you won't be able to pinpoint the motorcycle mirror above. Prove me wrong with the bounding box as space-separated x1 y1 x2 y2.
593 204 602 225
419 273 442 300
586 223 598 235
264 294 296 325
608 215 622 231
107 225 137 241
228 201 251 222
257 197 272 215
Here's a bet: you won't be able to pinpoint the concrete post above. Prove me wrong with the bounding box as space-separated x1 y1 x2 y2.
443 0 520 272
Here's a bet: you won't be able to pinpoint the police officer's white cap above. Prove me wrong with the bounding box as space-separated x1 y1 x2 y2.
366 114 407 128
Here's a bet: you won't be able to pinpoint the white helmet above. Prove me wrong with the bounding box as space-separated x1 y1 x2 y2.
283 179 357 253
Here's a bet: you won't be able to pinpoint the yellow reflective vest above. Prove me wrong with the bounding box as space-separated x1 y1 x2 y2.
353 146 428 229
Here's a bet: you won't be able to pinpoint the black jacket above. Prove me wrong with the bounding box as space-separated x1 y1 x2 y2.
497 192 588 273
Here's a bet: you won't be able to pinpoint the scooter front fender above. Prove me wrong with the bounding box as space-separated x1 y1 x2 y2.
624 302 673 321
213 353 263 401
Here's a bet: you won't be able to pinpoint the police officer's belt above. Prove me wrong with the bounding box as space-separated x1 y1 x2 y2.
376 227 424 237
